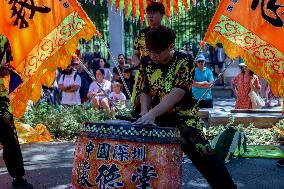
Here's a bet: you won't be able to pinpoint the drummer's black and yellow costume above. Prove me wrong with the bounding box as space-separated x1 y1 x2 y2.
131 27 151 115
0 35 25 178
133 27 150 59
140 51 236 189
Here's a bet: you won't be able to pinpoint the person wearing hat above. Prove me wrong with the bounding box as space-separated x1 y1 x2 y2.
72 58 92 104
58 59 81 106
192 54 214 108
231 61 261 109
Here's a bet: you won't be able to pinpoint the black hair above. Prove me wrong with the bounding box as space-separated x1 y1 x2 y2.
146 1 165 14
241 67 254 76
118 54 125 58
96 68 105 76
100 58 108 65
216 43 223 48
145 26 176 53
123 67 132 73
105 62 111 68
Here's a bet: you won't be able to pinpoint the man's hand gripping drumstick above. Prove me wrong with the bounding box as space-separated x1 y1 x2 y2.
134 88 186 126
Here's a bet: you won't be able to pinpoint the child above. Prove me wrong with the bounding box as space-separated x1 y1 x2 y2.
109 82 126 112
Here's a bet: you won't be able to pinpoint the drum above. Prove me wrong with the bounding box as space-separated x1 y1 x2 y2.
71 120 184 189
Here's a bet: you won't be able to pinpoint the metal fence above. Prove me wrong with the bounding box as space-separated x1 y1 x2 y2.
79 0 219 62
124 0 219 59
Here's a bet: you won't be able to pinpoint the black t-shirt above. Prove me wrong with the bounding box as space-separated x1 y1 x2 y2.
112 65 124 78
119 76 135 99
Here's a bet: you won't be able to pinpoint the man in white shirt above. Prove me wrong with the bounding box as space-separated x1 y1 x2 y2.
58 64 81 105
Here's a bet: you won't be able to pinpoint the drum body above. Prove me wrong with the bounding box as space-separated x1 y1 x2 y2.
71 120 183 189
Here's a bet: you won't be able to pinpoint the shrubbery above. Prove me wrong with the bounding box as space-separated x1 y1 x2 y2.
206 116 282 145
19 103 283 145
18 103 119 140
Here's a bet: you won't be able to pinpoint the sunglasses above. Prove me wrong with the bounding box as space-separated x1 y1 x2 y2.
197 60 204 63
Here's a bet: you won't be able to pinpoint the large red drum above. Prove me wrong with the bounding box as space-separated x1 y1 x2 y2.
71 120 183 189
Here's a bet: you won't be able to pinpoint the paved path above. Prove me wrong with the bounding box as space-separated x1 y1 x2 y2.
202 98 283 128
0 98 283 188
1 142 283 189
212 97 282 112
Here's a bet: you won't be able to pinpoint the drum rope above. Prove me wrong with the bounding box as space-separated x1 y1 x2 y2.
98 36 133 101
78 39 233 116
193 58 234 109
190 42 234 109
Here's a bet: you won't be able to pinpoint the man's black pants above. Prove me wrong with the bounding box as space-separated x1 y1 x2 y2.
180 126 237 189
0 116 25 178
194 99 213 108
156 114 237 189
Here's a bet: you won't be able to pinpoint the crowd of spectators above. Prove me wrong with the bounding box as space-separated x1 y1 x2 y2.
41 46 135 113
40 43 282 111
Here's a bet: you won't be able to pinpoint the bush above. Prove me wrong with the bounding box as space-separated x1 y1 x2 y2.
19 102 118 140
271 119 284 141
206 116 278 145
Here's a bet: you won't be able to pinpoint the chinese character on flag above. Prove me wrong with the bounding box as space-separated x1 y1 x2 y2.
0 0 99 117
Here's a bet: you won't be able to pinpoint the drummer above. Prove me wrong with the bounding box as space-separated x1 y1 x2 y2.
131 1 165 117
135 26 237 189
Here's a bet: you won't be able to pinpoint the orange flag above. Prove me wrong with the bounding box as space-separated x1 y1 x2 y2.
204 0 284 100
0 0 99 118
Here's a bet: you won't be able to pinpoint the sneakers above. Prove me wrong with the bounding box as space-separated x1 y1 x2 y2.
277 159 284 167
12 177 33 189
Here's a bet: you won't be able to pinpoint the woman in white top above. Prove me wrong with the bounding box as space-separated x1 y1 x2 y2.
87 69 111 111
99 58 112 81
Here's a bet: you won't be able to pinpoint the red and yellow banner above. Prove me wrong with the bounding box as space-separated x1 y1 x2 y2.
109 0 195 22
0 0 99 118
204 0 284 100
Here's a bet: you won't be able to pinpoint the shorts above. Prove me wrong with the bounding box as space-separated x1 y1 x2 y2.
94 96 108 102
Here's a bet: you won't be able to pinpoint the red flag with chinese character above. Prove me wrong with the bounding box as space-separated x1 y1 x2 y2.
0 0 99 118
204 0 284 111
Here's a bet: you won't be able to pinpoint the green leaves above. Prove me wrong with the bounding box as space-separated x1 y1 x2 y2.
19 102 118 140
206 115 279 146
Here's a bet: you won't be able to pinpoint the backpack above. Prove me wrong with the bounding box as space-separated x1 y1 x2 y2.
62 72 78 82
211 127 247 162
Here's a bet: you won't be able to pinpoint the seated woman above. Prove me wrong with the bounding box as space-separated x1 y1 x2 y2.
87 69 111 111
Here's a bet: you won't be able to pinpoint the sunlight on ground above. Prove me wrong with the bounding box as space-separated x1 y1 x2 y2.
183 178 209 188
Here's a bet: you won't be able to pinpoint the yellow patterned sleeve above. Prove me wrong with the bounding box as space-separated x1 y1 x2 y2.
133 31 140 51
174 58 194 91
